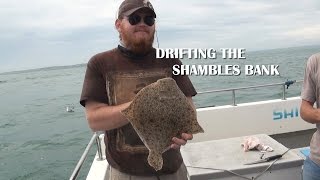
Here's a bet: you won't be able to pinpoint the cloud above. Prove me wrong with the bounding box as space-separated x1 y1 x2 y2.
160 0 320 49
0 0 319 72
283 25 320 38
0 0 120 30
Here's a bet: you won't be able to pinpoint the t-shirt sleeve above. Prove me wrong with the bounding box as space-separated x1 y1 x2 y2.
80 56 109 107
301 55 317 103
171 59 197 97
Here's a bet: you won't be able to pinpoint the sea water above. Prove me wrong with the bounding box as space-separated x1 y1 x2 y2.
0 45 319 179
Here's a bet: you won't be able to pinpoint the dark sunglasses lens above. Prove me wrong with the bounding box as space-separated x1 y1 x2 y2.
144 16 155 26
128 15 141 25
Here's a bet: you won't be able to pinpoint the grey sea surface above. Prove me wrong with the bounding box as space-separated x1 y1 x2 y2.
0 45 319 180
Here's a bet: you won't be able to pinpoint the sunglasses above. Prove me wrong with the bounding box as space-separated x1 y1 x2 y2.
127 14 155 26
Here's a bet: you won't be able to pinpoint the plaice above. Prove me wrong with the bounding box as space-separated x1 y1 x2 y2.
121 77 204 171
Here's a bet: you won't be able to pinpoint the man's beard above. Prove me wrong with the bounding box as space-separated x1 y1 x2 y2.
122 30 155 55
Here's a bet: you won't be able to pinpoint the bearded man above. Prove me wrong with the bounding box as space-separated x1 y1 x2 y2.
80 0 197 179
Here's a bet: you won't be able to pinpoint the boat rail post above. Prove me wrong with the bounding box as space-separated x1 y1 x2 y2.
232 89 236 106
95 134 103 161
69 133 98 180
282 84 286 100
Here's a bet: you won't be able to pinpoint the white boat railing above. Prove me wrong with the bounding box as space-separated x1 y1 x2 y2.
69 132 103 180
198 79 302 106
69 79 302 180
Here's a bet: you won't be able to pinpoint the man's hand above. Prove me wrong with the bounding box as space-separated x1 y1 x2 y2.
171 133 193 149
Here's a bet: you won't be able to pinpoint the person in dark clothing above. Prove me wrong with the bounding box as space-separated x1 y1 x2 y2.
80 0 197 179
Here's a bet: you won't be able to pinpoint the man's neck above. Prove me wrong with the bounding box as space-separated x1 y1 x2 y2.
118 45 154 60
118 41 153 57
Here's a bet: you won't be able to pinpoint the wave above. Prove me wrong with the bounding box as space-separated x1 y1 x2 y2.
0 63 87 75
0 123 15 128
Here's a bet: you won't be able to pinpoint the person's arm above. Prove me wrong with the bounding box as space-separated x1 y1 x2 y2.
300 54 320 124
300 99 320 124
85 100 131 131
171 96 195 149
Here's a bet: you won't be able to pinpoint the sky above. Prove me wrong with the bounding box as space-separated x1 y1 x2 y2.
0 0 319 73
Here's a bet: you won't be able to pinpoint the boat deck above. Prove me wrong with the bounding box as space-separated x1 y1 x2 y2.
181 134 304 180
85 134 310 180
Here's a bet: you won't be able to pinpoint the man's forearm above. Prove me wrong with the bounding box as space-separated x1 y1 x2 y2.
85 101 130 131
300 100 320 124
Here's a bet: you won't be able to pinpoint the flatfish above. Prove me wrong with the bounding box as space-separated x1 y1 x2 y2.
121 77 204 171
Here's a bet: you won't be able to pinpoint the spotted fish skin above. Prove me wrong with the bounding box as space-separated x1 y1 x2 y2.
121 77 204 171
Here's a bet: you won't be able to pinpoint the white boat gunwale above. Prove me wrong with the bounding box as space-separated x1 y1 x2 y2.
70 79 310 180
